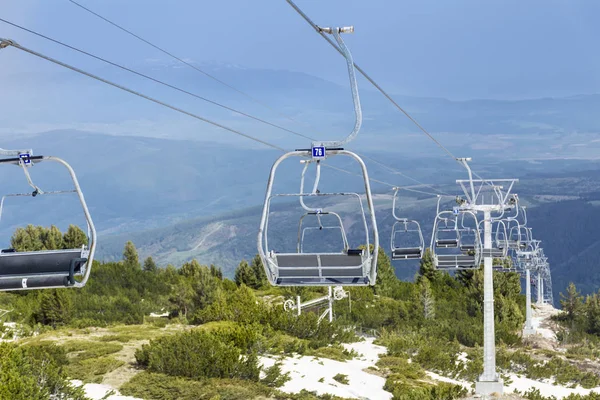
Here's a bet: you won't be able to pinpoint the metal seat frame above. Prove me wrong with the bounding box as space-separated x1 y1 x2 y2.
0 150 96 291
431 210 482 270
390 187 424 260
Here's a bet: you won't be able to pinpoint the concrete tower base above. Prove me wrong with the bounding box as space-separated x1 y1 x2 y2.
476 380 504 396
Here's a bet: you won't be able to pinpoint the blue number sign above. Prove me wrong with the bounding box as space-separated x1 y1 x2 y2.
312 146 326 159
18 153 31 165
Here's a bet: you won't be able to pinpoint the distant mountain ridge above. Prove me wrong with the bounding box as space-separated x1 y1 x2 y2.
1 130 600 301
3 63 600 157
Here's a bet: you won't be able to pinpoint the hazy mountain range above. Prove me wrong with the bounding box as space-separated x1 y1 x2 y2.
2 64 600 300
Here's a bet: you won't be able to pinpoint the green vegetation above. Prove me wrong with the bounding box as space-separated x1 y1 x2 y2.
121 372 349 400
497 348 600 389
519 387 600 400
66 356 125 383
3 225 600 399
332 373 349 385
555 282 600 338
0 342 86 400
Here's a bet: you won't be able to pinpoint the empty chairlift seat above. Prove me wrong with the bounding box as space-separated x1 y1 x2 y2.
392 247 422 260
273 249 369 286
436 254 478 270
0 248 88 290
437 238 459 248
431 210 481 270
483 248 506 258
389 210 424 261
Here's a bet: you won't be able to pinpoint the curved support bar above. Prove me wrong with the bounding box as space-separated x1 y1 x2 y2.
319 30 362 147
299 161 322 212
44 156 96 288
391 187 405 222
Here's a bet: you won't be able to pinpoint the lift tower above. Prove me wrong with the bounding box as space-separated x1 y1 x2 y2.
455 158 518 396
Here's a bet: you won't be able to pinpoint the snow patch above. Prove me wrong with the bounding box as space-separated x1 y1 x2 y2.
72 380 142 400
259 337 392 399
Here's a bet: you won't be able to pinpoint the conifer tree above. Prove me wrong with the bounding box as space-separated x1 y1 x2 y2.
235 260 257 288
123 241 140 269
251 255 267 288
42 225 64 250
63 225 88 249
38 290 72 328
143 256 158 273
418 248 441 283
560 282 583 324
419 277 436 320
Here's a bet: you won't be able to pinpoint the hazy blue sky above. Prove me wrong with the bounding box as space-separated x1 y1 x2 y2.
2 0 600 100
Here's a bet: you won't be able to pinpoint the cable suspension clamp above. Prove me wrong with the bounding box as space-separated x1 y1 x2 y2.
0 38 16 49
317 26 354 34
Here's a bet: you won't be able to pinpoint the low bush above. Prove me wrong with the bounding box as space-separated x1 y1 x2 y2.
0 342 86 400
65 356 125 383
332 373 349 385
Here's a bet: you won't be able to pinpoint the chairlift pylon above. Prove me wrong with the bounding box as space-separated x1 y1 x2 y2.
0 149 96 291
257 25 378 286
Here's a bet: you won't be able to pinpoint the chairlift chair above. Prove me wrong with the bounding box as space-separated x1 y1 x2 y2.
486 220 508 259
431 210 482 270
257 25 378 286
457 212 479 253
435 220 460 248
0 150 96 291
390 188 424 260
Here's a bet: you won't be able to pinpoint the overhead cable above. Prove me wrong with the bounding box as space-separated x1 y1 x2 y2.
0 17 452 196
0 37 445 198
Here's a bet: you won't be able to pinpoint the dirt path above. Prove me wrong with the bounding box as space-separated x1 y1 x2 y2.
102 339 149 389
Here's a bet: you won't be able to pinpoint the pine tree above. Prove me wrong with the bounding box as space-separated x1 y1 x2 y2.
38 290 72 328
63 225 88 249
10 226 34 251
10 225 44 251
143 256 158 273
250 255 267 288
180 259 202 278
123 241 140 269
585 292 600 335
209 264 223 280
42 225 64 250
234 260 257 288
418 248 441 283
560 282 583 324
374 247 398 297
169 276 194 319
419 277 436 320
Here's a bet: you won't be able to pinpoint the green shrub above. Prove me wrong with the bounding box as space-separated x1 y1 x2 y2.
62 340 123 361
0 342 86 400
261 362 290 388
135 325 261 381
332 373 349 385
307 344 357 361
65 356 125 383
